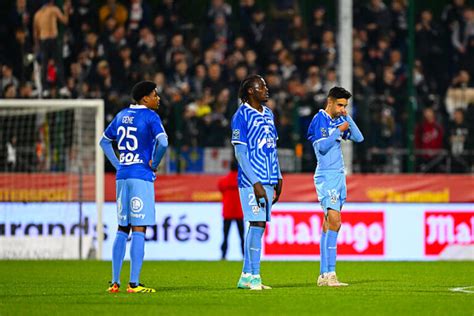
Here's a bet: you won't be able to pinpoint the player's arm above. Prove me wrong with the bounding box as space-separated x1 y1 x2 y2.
307 114 343 155
149 113 168 171
99 135 120 170
150 133 168 171
315 125 347 155
273 154 283 205
344 115 364 143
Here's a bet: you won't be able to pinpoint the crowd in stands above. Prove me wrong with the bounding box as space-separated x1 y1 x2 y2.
0 0 473 173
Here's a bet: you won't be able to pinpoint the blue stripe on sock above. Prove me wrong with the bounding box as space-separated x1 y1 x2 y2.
112 230 128 284
130 231 145 284
320 230 328 274
248 226 264 275
327 230 338 273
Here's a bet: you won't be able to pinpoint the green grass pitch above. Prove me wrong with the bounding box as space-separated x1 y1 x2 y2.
0 261 473 315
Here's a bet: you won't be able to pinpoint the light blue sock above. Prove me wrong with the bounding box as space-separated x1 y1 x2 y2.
248 226 264 275
242 227 251 274
112 231 128 284
327 230 338 273
320 230 328 275
130 231 145 285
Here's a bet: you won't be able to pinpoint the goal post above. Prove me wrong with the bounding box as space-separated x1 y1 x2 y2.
0 99 104 260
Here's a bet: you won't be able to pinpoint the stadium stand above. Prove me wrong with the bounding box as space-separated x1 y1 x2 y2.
0 0 472 173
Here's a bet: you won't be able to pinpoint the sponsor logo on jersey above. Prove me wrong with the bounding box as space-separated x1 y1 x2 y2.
424 211 474 255
264 211 384 256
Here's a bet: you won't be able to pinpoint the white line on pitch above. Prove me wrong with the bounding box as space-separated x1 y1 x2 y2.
450 286 474 294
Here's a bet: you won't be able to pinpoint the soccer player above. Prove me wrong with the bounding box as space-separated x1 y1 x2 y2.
307 87 364 287
231 75 283 290
100 81 168 293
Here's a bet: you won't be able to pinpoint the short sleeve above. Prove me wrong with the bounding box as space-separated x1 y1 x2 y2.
149 112 167 139
103 116 117 140
231 112 248 145
307 114 327 143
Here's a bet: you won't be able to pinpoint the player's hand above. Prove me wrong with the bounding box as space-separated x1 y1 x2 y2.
272 179 283 205
253 182 268 208
148 159 157 172
338 121 349 132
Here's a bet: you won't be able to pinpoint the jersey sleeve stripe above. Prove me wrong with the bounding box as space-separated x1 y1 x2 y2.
154 132 167 139
102 133 113 141
231 140 247 145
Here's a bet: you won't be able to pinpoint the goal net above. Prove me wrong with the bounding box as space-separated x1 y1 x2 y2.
0 99 104 260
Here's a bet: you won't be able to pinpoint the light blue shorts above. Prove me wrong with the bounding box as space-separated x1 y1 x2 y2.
116 178 155 227
238 185 275 222
314 172 347 214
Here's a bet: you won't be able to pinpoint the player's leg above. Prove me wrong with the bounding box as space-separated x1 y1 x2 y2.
126 179 156 293
237 187 254 289
221 219 232 260
325 173 348 286
315 174 329 286
247 185 274 290
248 221 267 290
317 214 329 286
108 179 130 293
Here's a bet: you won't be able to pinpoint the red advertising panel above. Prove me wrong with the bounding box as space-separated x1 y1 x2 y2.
0 173 473 203
425 211 474 255
264 211 385 256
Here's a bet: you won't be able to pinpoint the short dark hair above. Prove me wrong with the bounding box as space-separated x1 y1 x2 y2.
328 86 352 100
131 80 156 103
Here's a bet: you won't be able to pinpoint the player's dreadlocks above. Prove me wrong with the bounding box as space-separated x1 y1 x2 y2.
238 75 263 104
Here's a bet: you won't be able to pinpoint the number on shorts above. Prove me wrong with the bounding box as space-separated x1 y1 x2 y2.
248 193 256 205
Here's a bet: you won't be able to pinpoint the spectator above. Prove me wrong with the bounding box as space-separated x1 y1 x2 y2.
309 6 330 47
270 0 300 45
415 108 445 172
448 108 471 172
2 83 18 99
99 0 128 29
33 0 71 97
127 0 152 32
207 0 232 24
441 0 466 30
218 160 244 260
451 6 474 65
0 64 19 93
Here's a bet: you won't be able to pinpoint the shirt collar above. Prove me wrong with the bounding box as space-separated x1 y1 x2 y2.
130 104 148 109
243 102 266 115
320 109 332 120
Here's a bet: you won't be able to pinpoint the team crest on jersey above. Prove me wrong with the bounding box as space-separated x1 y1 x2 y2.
252 205 260 215
232 129 240 140
320 127 328 137
130 197 144 212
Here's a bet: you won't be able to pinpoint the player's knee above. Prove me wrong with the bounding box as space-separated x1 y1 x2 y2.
249 221 266 229
118 225 130 234
131 225 147 233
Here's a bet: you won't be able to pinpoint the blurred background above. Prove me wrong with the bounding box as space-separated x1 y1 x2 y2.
0 0 472 262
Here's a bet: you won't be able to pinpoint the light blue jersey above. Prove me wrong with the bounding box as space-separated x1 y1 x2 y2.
307 109 364 212
231 103 279 188
307 109 348 174
103 104 166 182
